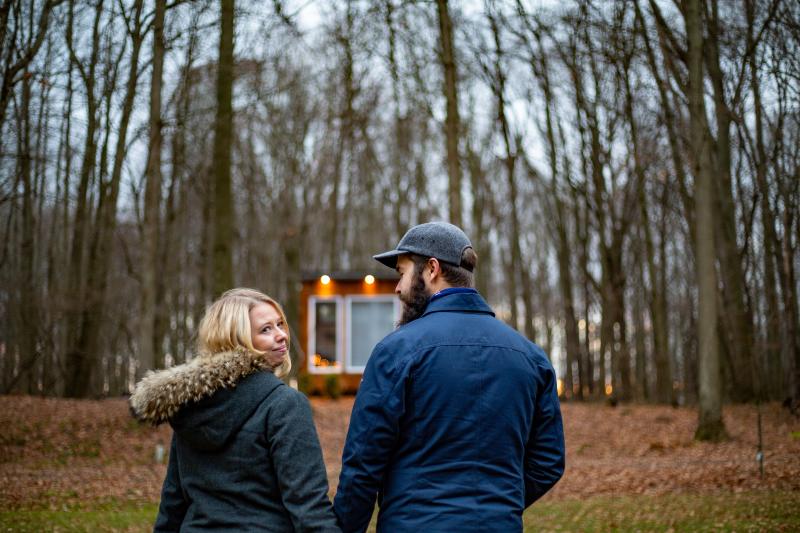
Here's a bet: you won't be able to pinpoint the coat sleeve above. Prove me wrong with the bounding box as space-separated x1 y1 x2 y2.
333 342 408 533
523 361 566 507
154 434 188 532
266 387 341 533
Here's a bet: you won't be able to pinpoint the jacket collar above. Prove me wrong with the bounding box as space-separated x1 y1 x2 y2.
422 289 495 317
129 347 278 426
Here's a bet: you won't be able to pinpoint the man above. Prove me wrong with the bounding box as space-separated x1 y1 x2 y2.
333 222 565 533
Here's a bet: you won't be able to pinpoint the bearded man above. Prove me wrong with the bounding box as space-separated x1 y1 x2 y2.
333 222 565 533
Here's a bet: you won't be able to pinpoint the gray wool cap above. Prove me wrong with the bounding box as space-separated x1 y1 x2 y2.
373 221 473 270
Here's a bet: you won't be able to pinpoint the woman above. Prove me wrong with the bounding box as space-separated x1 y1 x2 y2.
130 288 340 532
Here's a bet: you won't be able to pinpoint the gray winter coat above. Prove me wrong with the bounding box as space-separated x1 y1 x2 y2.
130 349 340 532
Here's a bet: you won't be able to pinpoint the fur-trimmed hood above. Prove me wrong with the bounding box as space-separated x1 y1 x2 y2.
129 348 278 427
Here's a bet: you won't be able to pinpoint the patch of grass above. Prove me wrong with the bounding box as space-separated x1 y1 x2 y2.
2 491 797 532
524 490 800 532
74 438 102 458
125 419 152 434
0 502 158 532
0 433 27 447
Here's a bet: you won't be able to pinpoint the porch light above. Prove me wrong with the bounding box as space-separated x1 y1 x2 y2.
320 275 331 285
364 275 375 285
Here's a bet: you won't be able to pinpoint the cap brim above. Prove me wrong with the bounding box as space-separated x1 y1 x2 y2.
373 249 406 269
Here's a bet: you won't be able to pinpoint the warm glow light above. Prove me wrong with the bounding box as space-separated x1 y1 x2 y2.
605 384 613 396
320 275 331 285
364 274 375 285
313 354 340 368
557 379 564 397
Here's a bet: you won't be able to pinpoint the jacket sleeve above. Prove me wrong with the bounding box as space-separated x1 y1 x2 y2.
333 342 408 533
266 387 341 533
154 434 188 532
523 361 566 507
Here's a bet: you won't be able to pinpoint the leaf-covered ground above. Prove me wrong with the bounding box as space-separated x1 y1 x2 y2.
1 395 798 513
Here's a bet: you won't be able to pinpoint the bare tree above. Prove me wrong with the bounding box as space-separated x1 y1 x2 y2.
62 0 105 397
480 3 534 340
0 0 63 130
139 0 167 375
0 0 796 404
436 0 462 226
685 0 727 440
211 0 235 297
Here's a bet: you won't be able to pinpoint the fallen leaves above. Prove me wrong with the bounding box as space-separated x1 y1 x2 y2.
1 395 798 511
544 402 800 501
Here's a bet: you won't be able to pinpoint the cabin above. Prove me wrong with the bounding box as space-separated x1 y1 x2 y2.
298 270 399 394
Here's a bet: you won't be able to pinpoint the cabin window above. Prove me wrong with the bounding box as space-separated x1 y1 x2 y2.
346 296 398 372
309 297 342 373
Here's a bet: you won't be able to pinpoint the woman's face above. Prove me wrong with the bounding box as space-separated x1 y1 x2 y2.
249 303 288 368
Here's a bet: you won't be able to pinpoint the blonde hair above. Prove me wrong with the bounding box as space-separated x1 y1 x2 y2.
197 288 291 377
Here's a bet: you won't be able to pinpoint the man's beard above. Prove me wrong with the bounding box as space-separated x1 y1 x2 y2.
397 266 430 326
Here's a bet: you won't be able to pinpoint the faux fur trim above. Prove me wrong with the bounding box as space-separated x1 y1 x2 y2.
129 348 275 426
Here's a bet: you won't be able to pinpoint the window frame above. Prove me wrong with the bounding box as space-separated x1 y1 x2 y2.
307 295 343 375
344 294 400 373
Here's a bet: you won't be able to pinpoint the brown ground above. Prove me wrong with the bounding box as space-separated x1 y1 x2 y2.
1 395 798 511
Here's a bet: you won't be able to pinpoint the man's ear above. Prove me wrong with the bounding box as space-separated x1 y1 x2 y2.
427 257 441 283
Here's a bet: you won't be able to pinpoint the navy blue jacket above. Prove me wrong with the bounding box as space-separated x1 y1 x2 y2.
333 290 565 533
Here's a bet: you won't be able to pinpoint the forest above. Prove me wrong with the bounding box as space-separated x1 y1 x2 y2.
1 0 798 440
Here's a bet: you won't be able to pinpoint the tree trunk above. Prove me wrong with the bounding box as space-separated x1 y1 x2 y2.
328 4 356 270
784 223 800 401
63 1 103 397
466 141 491 299
66 0 146 397
611 278 632 402
681 267 698 404
139 0 166 375
577 20 618 398
536 32 581 397
54 4 76 395
704 0 755 402
486 9 533 339
161 19 199 364
635 0 695 243
745 0 779 400
385 0 406 243
686 0 727 441
776 166 799 400
18 73 39 393
623 59 672 402
436 0 462 226
211 0 235 297
572 175 594 398
633 239 649 401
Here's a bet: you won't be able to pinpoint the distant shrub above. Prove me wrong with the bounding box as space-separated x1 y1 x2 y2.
325 374 341 400
297 372 311 395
